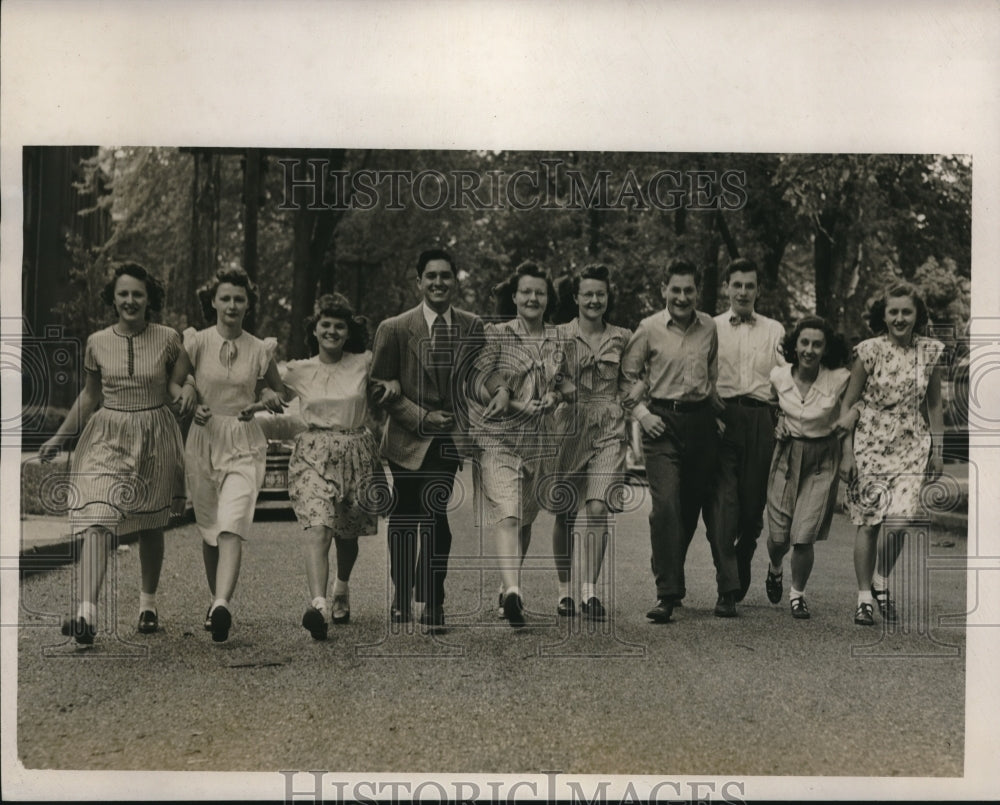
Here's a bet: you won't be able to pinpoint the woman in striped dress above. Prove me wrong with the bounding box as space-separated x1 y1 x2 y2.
39 262 192 645
183 268 286 642
470 262 575 628
548 265 632 620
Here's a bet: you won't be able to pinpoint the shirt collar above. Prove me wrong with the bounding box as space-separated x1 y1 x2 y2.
422 302 452 331
665 310 702 331
727 308 757 326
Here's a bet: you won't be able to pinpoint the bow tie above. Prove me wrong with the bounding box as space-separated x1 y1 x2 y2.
729 313 756 326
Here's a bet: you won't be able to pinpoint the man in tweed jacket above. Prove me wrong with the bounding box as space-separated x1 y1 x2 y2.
370 249 485 628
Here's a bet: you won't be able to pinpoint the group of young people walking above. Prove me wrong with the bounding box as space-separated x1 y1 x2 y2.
39 251 946 645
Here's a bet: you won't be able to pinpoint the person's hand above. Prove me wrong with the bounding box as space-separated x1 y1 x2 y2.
374 379 401 404
259 388 286 414
774 415 790 441
538 392 559 413
238 402 267 421
639 413 665 438
424 410 455 433
175 384 197 418
483 387 510 419
193 404 213 426
839 450 857 484
38 436 63 463
833 407 860 436
716 417 727 439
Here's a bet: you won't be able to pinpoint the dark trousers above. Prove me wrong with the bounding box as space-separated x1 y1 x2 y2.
704 402 777 593
643 406 719 600
387 437 459 610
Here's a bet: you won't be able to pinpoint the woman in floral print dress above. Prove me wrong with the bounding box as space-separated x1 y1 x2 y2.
839 282 945 627
281 294 398 640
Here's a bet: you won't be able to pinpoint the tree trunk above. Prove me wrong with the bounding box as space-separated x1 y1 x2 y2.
700 216 721 315
190 151 220 327
242 148 261 282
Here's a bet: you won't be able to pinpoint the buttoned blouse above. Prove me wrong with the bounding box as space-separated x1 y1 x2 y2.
770 364 850 438
714 310 786 401
84 323 182 411
282 351 371 430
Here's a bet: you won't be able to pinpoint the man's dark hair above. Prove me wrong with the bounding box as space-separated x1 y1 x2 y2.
416 248 456 279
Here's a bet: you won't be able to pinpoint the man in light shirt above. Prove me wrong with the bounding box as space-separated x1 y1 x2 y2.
621 259 723 624
705 258 786 610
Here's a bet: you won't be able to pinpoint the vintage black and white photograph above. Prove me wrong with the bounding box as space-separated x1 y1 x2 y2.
2 2 998 803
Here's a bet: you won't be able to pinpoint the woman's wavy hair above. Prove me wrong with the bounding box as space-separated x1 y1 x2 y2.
866 281 929 336
305 293 368 355
197 267 259 331
100 262 165 320
555 263 616 324
491 261 558 322
781 315 850 369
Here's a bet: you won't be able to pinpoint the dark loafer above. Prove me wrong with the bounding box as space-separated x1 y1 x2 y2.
581 596 606 621
137 610 158 634
645 598 673 623
502 593 525 628
556 597 576 617
61 615 96 645
714 593 738 618
765 569 783 604
210 605 232 642
302 606 328 641
390 606 411 623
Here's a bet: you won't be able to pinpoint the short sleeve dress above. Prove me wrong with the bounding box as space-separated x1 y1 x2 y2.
548 319 632 514
68 324 186 533
845 335 945 526
282 352 386 537
469 319 574 527
184 328 271 545
767 364 850 544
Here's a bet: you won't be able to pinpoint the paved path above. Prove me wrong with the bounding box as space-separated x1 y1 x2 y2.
14 468 968 780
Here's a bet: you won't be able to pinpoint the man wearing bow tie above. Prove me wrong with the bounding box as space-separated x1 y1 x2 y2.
705 258 786 612
371 249 485 629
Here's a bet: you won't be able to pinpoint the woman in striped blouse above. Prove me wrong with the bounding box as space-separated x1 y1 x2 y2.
39 262 193 645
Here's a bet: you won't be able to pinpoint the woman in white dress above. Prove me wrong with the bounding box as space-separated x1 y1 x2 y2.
280 294 399 640
183 268 285 642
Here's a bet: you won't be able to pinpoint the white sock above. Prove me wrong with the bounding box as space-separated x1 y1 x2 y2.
77 601 97 624
505 585 521 601
210 598 229 615
872 572 889 593
311 595 328 614
557 581 571 600
139 592 157 613
790 587 804 601
858 590 874 606
332 579 348 596
580 582 596 602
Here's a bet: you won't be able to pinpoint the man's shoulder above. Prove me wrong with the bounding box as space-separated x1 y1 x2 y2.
755 311 786 334
377 305 422 330
695 310 717 329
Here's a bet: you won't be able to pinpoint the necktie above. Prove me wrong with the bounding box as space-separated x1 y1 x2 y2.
729 313 756 326
431 315 451 406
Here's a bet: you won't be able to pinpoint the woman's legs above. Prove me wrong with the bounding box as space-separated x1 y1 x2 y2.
581 500 609 591
137 528 164 598
552 512 574 593
789 544 815 592
214 531 242 603
853 524 881 594
333 536 359 583
305 526 334 602
202 542 219 597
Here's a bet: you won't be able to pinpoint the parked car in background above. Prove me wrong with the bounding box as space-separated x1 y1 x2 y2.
255 396 306 509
